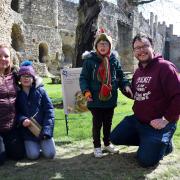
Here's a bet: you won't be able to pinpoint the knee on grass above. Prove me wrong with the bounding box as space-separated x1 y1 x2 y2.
137 155 160 168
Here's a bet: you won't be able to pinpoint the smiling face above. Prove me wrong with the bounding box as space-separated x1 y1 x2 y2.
20 75 34 88
0 47 11 74
96 40 110 56
133 37 154 65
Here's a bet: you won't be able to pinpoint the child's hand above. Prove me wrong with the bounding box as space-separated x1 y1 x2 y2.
23 119 31 127
39 133 51 140
85 91 93 102
125 86 133 98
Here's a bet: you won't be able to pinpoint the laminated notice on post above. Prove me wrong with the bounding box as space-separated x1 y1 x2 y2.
61 68 88 114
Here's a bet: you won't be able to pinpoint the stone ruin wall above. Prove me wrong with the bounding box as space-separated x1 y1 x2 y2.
169 35 180 70
98 1 134 72
18 0 62 76
0 0 13 46
1 0 180 77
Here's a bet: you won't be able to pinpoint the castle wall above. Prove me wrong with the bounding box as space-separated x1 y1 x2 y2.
169 35 180 71
1 0 179 75
21 0 58 28
0 0 14 45
17 0 62 75
59 0 78 31
98 1 134 72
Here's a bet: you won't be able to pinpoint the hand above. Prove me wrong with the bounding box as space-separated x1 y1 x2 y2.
85 91 93 102
23 119 31 127
125 86 133 98
150 118 169 130
39 133 51 140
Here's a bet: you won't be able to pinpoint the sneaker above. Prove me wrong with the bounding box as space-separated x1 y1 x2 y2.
104 144 119 153
94 148 103 158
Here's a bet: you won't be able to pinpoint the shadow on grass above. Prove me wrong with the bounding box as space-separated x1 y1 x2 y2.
0 151 156 180
55 141 72 146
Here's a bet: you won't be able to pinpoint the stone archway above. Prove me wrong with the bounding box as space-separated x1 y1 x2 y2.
11 0 20 13
39 43 48 63
11 24 25 52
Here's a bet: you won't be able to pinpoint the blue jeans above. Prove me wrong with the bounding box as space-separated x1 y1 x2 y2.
110 115 176 167
24 138 56 160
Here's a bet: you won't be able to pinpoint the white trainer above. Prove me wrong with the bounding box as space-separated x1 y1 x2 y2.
94 148 103 158
104 144 119 153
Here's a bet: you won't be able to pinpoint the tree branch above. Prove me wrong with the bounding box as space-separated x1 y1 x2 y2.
128 0 156 6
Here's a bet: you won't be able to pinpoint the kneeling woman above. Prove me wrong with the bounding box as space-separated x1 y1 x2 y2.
0 44 25 165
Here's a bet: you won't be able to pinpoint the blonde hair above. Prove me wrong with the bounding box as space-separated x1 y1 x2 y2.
0 44 10 49
0 44 12 74
0 44 12 58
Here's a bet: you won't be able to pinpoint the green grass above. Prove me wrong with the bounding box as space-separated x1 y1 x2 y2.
0 78 179 180
43 78 134 141
43 78 180 150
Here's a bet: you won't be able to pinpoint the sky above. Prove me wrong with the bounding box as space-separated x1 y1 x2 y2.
69 0 180 36
138 0 180 36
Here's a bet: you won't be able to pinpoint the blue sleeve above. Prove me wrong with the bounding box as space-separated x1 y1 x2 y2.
40 88 55 137
79 59 91 94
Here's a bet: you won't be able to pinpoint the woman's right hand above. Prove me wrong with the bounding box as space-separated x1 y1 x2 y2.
23 119 31 127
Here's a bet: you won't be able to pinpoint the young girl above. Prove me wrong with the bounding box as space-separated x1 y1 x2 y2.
16 60 56 160
79 29 132 158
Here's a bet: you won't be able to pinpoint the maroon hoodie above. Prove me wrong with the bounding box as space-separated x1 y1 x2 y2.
132 54 180 124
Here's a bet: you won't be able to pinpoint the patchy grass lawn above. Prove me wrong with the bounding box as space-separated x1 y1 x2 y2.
0 139 179 180
0 78 179 179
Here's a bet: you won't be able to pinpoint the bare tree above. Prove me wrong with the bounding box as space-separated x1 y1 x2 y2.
73 0 102 67
128 0 156 5
74 0 176 67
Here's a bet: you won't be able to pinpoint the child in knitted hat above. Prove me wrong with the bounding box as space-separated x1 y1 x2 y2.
16 60 56 160
79 28 133 158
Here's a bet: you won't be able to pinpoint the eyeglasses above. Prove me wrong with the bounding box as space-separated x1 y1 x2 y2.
97 42 110 47
133 44 150 52
20 75 33 79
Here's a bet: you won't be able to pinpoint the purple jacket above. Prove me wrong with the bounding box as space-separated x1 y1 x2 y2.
0 72 17 132
132 55 180 123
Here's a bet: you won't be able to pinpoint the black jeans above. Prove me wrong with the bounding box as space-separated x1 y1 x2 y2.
0 128 25 165
89 108 114 148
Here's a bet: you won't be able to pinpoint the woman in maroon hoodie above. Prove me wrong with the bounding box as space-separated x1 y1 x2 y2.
0 45 25 165
110 33 180 167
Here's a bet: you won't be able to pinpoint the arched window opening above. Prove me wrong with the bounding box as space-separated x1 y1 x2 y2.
11 0 20 13
11 24 25 52
39 43 48 63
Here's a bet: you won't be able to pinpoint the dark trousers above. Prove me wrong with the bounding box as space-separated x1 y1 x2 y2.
89 108 114 148
0 128 25 165
110 115 176 167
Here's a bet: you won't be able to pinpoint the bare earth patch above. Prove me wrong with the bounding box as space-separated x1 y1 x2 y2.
0 139 179 180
